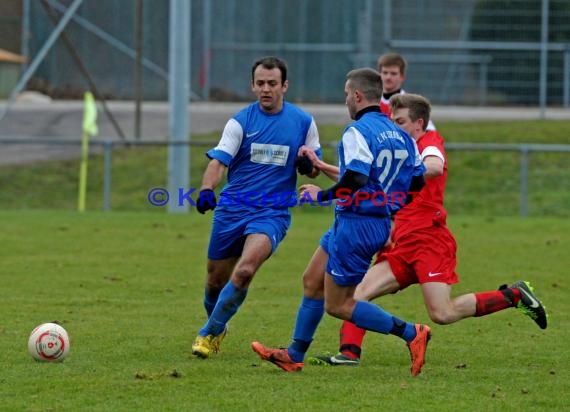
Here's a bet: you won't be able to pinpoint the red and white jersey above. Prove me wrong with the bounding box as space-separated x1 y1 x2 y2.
380 89 437 131
393 129 448 238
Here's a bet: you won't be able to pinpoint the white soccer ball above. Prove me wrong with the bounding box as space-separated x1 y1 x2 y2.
28 323 70 362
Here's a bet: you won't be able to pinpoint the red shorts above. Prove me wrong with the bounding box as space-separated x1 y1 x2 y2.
374 224 459 289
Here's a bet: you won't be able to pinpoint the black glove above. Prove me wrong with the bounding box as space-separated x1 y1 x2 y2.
196 189 217 214
294 155 314 176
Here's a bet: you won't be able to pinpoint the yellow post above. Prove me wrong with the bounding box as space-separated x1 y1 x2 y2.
78 92 98 212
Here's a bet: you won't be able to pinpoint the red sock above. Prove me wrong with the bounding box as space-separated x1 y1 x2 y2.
474 288 521 317
339 321 366 359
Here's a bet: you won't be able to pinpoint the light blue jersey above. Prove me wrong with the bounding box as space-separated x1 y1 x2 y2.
336 107 424 217
207 101 321 215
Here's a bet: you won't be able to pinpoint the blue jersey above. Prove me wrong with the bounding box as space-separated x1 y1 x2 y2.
207 101 321 214
336 107 424 216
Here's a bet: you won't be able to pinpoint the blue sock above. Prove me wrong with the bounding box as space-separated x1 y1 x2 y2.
199 282 247 337
351 301 417 342
287 296 324 362
204 287 221 317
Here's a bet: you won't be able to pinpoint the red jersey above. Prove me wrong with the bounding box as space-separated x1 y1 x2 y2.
392 129 448 238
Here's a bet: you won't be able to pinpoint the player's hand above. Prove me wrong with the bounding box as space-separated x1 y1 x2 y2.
196 189 217 214
299 184 321 201
298 146 320 165
294 155 314 176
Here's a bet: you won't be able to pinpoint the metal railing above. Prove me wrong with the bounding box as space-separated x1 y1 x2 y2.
1 138 569 216
444 142 570 217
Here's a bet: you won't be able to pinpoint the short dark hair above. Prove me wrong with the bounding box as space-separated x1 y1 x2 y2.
389 94 431 131
346 68 382 101
378 52 407 75
251 56 288 84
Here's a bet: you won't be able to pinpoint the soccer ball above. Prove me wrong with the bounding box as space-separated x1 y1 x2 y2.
28 323 70 362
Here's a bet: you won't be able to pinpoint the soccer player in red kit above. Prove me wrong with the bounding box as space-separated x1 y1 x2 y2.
309 94 548 372
378 52 438 130
378 52 406 116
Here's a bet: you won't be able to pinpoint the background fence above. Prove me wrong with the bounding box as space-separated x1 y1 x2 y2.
0 1 569 217
1 0 569 105
1 139 568 217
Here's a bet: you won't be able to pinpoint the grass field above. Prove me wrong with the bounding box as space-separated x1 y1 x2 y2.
1 211 568 411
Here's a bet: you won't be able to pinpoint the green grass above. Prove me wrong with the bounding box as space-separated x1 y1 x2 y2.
437 120 570 144
0 211 568 411
0 120 569 216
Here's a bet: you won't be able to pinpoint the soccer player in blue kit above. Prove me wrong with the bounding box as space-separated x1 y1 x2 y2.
252 68 430 374
191 56 322 358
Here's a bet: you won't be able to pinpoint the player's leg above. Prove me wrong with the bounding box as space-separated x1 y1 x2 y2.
252 235 330 372
286 246 327 360
355 261 401 300
300 246 328 299
421 281 547 329
325 272 430 376
203 257 238 317
252 246 328 372
193 213 246 358
326 271 415 340
201 233 272 335
194 215 288 358
196 258 238 356
323 215 430 376
193 234 272 359
343 260 401 360
324 240 415 365
310 260 401 366
420 282 474 324
200 211 246 318
416 224 547 328
413 225 472 324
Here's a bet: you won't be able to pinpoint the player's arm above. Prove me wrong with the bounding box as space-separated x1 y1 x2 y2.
298 145 339 181
200 159 226 191
295 118 322 178
299 169 367 202
196 159 226 214
196 119 241 214
315 161 339 181
319 126 370 199
420 142 445 178
423 155 444 178
319 169 367 199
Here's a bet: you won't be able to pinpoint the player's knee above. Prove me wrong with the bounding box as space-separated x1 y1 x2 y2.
206 272 228 291
324 301 349 320
324 301 340 318
302 271 324 296
428 308 454 325
232 265 256 288
206 264 231 289
354 283 376 301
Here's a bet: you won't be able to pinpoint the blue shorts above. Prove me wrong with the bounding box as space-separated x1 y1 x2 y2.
323 213 391 287
207 209 291 260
